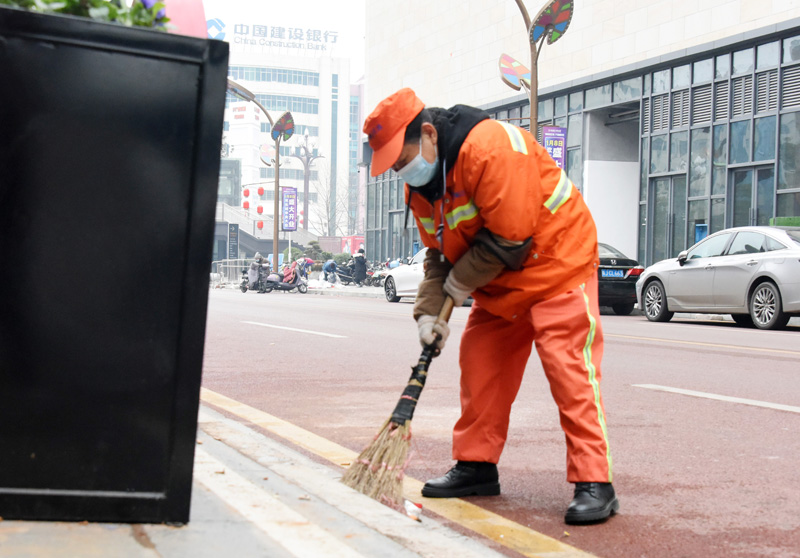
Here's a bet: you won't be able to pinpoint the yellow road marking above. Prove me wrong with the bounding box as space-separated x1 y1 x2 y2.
200 388 596 558
606 333 800 357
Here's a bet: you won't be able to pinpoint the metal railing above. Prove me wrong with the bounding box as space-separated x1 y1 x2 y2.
210 258 251 287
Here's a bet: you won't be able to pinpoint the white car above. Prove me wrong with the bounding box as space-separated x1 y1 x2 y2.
636 226 800 329
384 248 428 302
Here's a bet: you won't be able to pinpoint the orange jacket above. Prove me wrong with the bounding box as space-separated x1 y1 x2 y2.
409 119 598 321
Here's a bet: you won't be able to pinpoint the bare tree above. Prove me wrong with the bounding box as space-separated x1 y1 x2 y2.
307 159 351 237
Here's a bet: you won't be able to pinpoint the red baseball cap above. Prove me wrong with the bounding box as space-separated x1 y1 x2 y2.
363 88 425 176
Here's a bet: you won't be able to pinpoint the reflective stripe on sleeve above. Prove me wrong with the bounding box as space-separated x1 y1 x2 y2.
497 121 528 155
418 216 436 234
444 199 479 230
544 170 573 214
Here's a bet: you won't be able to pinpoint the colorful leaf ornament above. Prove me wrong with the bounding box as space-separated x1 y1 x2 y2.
530 0 574 45
499 53 532 91
271 111 295 142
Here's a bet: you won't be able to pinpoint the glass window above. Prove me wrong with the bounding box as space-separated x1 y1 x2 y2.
555 95 568 116
783 35 800 64
650 134 668 173
585 84 611 109
732 48 754 75
567 148 582 189
496 109 508 121
538 99 553 122
715 54 730 80
778 112 800 190
670 131 688 172
567 113 582 147
554 116 567 129
644 73 651 96
754 116 776 161
569 91 583 112
652 70 670 94
687 230 730 259
711 197 725 233
712 125 728 196
638 204 647 264
693 59 713 83
756 41 780 70
673 65 691 89
727 232 768 254
687 200 710 251
777 192 800 218
730 120 751 164
509 106 521 126
764 235 787 251
640 137 649 202
689 127 711 197
613 77 641 102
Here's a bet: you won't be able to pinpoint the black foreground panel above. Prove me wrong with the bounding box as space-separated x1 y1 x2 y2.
0 8 228 523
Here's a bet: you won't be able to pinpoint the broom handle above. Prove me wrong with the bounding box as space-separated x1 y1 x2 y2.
390 296 455 426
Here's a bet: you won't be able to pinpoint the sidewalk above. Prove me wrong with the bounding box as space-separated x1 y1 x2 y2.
0 405 514 558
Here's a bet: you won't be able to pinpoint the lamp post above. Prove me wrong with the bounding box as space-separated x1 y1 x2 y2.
511 0 574 131
226 78 293 273
288 134 324 232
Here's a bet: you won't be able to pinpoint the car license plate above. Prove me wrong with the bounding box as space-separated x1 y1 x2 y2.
601 269 625 278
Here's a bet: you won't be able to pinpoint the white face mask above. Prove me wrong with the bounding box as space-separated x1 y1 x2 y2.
397 136 439 187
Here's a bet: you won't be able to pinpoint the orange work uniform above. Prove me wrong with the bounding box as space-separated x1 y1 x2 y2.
409 119 612 483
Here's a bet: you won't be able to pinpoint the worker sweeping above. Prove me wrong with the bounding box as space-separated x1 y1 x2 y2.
362 88 618 525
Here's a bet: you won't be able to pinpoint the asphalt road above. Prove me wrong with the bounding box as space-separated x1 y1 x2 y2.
201 288 800 558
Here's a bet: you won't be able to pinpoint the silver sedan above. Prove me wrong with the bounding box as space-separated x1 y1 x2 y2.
636 226 800 329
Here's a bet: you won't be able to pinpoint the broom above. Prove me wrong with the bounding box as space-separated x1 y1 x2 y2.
341 296 456 509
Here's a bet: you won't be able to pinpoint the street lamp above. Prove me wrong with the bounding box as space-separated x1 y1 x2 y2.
510 0 574 130
288 134 324 232
226 78 293 272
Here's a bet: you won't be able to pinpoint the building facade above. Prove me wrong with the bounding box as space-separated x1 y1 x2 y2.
203 3 364 261
363 1 800 266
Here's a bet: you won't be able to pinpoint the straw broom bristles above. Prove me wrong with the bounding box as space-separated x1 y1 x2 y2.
340 418 412 509
341 297 454 510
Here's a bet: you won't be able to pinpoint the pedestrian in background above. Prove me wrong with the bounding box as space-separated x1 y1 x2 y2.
363 87 617 525
353 248 367 287
322 259 337 283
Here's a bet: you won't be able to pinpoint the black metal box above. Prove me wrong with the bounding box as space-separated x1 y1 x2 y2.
0 7 229 523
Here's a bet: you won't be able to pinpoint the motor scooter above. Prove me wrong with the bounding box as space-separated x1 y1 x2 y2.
263 266 308 293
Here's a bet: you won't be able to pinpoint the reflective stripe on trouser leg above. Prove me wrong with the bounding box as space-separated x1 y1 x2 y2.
453 301 534 464
530 273 612 483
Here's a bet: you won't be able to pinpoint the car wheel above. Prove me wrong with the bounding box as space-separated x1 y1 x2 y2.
731 313 754 327
643 280 673 322
384 277 400 302
612 302 635 316
749 282 789 330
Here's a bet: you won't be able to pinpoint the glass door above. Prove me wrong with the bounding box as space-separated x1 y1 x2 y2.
731 166 774 227
650 176 687 265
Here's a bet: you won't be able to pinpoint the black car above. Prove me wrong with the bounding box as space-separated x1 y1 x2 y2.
597 243 643 315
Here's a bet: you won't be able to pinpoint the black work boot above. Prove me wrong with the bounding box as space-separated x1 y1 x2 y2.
421 461 500 498
564 482 619 524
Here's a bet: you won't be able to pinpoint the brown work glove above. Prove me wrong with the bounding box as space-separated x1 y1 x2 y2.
413 248 452 321
443 229 532 306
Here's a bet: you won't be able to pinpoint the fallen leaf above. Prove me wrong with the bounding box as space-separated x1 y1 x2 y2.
298 495 311 501
196 440 203 445
215 469 225 475
563 531 570 537
263 477 269 481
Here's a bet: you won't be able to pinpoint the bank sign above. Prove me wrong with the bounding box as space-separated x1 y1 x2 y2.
206 18 337 50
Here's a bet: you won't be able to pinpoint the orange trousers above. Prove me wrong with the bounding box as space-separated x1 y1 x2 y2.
453 272 612 483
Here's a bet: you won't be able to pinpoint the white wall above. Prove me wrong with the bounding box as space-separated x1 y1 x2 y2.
583 161 639 259
365 0 800 113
